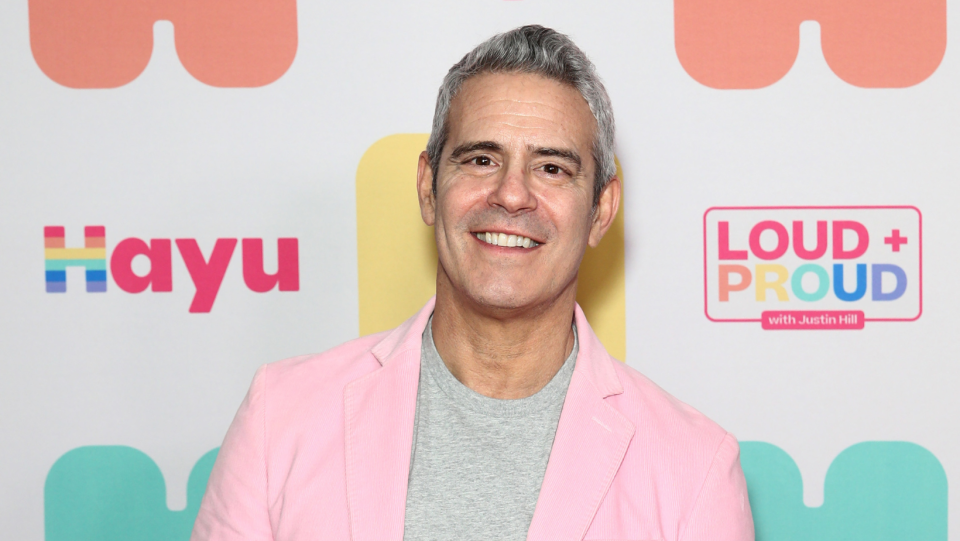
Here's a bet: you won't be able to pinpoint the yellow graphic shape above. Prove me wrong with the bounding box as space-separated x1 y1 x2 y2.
357 134 626 360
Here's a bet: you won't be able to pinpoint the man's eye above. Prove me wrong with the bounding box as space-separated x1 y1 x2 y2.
543 164 562 175
472 156 492 166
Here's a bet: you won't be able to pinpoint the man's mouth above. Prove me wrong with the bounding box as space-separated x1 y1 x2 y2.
473 232 540 249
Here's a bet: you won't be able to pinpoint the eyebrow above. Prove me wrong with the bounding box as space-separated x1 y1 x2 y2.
447 141 583 173
449 141 504 160
531 146 582 169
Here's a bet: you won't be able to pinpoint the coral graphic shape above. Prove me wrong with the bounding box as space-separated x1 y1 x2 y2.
675 0 945 88
29 0 297 88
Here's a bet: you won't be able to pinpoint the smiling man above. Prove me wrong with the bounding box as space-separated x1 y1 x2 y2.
192 25 754 541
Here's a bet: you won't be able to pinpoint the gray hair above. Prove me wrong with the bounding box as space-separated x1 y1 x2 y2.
426 25 616 206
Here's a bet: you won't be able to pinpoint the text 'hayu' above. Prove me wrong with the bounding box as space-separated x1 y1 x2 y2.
44 226 299 313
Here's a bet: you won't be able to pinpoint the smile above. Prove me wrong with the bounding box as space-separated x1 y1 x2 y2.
474 232 540 248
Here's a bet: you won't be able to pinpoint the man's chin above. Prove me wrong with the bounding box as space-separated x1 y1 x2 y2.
437 264 570 316
460 285 553 315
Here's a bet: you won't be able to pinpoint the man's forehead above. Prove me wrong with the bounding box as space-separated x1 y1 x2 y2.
453 73 591 117
446 72 596 151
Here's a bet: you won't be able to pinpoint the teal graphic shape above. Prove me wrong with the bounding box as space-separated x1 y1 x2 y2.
741 441 948 540
43 441 948 540
44 446 218 541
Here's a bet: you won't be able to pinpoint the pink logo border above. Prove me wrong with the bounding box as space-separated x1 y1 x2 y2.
702 205 923 324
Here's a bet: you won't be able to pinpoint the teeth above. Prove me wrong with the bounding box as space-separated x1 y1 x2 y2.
474 232 539 248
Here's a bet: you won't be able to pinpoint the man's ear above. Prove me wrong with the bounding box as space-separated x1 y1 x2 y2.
417 151 436 226
588 176 621 248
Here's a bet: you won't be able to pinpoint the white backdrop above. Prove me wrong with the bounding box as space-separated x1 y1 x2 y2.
1 0 957 539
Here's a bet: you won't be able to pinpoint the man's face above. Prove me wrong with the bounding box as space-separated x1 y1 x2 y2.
417 72 620 314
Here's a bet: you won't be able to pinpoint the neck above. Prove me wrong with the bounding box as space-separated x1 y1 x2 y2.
430 272 578 400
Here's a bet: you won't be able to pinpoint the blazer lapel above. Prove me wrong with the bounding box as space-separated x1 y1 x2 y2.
343 300 434 541
526 374 635 541
526 306 636 541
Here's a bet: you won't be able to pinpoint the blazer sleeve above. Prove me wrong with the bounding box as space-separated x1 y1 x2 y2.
679 432 755 541
191 365 275 541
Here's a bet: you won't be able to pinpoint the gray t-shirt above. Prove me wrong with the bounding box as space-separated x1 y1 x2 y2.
403 318 578 541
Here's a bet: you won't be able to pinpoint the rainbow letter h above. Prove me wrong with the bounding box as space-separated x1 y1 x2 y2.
45 226 107 293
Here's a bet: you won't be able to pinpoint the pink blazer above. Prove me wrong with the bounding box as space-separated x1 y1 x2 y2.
192 298 754 541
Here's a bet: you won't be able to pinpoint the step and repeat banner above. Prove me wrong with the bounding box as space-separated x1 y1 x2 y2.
1 1 956 539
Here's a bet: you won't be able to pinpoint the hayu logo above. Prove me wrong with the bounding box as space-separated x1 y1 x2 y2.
45 226 107 293
29 0 297 88
44 226 299 312
703 207 921 329
675 0 946 88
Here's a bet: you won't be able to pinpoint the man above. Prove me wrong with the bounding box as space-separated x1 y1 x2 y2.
192 25 754 541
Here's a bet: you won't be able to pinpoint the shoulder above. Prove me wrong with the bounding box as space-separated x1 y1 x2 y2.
254 330 391 410
605 358 732 467
599 358 750 530
600 361 753 539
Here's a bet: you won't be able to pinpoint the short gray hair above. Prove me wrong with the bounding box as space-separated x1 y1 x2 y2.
426 25 616 206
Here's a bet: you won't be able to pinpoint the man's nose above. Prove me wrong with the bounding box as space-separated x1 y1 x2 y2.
487 164 537 214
